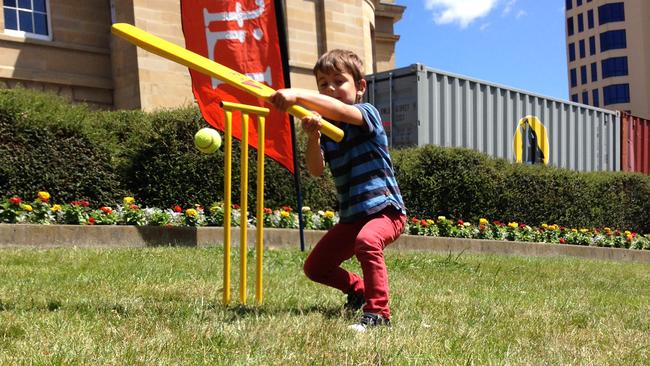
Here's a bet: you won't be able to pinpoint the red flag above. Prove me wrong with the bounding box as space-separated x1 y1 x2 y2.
181 0 294 173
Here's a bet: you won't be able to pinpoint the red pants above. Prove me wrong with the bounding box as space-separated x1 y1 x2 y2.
303 206 406 319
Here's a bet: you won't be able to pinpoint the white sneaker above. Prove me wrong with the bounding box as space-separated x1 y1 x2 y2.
348 313 390 332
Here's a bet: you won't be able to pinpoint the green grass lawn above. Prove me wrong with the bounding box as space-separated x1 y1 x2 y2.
1 246 649 365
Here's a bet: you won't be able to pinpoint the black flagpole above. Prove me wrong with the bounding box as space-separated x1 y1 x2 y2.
275 0 306 252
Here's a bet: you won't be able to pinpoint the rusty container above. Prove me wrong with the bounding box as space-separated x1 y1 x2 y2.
621 112 650 175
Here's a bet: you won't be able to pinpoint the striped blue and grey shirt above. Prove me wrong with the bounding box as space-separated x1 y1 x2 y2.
320 103 405 223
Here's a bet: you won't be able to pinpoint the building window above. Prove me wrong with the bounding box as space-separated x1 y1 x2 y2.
568 43 576 61
570 68 577 87
566 0 572 10
603 84 630 105
571 94 579 102
577 0 582 6
577 13 584 32
592 89 599 107
601 57 629 78
582 91 589 104
579 39 585 58
591 62 597 82
580 65 587 85
600 30 626 52
589 36 596 56
598 3 625 25
567 17 574 36
587 10 594 29
2 0 50 39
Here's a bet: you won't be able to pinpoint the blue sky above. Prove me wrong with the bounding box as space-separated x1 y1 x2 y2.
394 0 569 100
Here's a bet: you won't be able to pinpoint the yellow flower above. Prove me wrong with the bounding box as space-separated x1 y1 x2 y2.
508 222 518 229
580 229 589 233
437 216 446 221
479 218 488 225
426 219 434 225
571 228 578 233
51 204 62 212
541 223 548 229
22 204 33 212
324 210 335 218
280 211 290 218
37 191 50 201
548 224 558 231
185 208 198 217
624 230 631 236
302 206 311 213
123 196 135 205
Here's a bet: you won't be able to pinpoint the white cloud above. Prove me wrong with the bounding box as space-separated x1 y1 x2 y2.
516 10 527 19
425 0 500 28
502 0 517 16
479 23 491 31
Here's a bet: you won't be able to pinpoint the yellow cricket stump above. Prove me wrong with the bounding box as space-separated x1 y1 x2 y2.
221 101 268 306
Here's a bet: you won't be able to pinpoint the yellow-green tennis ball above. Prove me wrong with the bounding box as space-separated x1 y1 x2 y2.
194 128 222 154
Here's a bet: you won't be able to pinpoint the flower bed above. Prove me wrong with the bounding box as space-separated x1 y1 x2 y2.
2 193 649 250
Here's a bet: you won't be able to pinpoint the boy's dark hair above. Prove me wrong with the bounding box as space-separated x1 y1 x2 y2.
313 49 364 84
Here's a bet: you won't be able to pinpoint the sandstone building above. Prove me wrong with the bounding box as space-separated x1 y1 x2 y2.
0 0 404 111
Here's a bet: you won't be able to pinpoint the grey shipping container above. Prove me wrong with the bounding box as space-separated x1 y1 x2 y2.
364 64 621 172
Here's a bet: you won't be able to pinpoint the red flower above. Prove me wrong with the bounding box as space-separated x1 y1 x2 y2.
173 205 182 213
233 204 240 209
493 220 502 226
282 206 293 212
71 200 80 206
100 207 113 214
130 204 139 210
264 208 273 214
420 219 428 226
519 223 527 228
9 197 21 205
559 238 566 244
457 219 464 226
88 217 96 225
411 217 420 224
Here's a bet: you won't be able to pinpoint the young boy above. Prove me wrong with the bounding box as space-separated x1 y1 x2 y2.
269 49 406 332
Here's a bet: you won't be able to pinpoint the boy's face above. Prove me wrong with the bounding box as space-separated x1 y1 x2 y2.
315 70 366 104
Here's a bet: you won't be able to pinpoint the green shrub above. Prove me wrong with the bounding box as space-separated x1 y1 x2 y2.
0 89 124 204
392 144 650 232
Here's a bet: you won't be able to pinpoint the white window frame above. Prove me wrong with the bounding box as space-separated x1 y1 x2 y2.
2 0 52 41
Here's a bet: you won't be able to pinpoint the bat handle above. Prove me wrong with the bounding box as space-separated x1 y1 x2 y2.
287 105 344 142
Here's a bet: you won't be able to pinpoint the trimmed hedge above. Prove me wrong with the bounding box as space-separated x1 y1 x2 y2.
2 88 650 232
392 146 650 233
0 88 336 210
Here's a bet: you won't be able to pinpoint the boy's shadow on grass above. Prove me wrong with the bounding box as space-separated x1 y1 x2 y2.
221 303 353 322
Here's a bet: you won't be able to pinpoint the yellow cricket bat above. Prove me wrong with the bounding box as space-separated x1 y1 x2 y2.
111 23 344 142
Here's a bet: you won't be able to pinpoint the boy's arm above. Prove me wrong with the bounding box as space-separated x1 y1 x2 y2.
302 115 325 177
305 135 325 177
269 89 364 126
